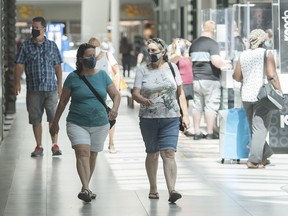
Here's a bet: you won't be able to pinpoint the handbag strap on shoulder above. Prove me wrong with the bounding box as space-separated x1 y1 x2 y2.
75 71 110 112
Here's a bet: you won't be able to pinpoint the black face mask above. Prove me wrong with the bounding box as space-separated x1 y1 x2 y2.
32 29 41 38
149 52 162 62
82 56 97 69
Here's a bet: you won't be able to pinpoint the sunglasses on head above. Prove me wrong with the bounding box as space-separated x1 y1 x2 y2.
147 38 166 49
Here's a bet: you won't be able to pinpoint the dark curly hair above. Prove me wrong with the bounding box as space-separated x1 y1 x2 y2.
75 43 95 73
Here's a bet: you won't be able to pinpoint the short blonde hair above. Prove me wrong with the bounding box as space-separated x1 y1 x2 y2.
88 37 100 47
203 20 216 33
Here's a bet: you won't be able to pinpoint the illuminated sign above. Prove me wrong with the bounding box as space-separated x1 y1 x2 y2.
17 5 43 19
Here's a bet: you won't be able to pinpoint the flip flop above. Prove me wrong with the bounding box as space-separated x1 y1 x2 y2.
148 192 159 199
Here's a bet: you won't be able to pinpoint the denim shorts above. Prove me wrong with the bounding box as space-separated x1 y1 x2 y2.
66 122 110 152
26 90 58 125
139 117 179 153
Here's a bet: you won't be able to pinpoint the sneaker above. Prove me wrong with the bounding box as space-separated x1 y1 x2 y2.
108 144 117 154
31 146 44 157
183 131 194 137
206 133 218 140
194 133 204 140
51 144 62 156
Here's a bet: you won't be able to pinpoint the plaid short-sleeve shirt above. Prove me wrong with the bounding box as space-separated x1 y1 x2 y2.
15 37 63 91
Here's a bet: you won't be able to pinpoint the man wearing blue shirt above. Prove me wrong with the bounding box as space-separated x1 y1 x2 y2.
14 16 63 157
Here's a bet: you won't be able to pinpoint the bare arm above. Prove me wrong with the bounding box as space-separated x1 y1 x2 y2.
107 83 121 120
132 87 154 106
211 55 231 69
50 87 71 136
266 51 282 93
177 85 190 130
14 64 24 95
232 60 243 82
137 53 144 66
55 64 63 96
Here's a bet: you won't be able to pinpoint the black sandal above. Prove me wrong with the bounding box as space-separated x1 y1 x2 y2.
168 190 182 203
78 189 92 202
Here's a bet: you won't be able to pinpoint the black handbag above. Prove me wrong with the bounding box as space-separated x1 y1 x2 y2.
76 71 116 129
257 51 284 110
168 62 185 131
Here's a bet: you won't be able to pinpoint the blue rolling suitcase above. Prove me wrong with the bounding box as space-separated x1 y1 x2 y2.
218 108 251 164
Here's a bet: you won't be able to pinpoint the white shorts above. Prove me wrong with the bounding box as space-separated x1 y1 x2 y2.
66 122 110 152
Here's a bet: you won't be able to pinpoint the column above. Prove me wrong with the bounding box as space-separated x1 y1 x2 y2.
111 0 120 61
81 0 109 42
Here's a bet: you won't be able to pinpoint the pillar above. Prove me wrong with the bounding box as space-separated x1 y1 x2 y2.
81 0 109 42
111 0 120 61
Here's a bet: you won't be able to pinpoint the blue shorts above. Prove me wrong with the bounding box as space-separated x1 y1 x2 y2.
66 122 110 152
139 117 179 153
26 90 58 125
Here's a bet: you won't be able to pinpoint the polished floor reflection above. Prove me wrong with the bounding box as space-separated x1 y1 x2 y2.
1 83 288 216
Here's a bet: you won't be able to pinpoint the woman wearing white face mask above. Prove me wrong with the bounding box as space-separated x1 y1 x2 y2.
88 37 121 154
132 38 189 203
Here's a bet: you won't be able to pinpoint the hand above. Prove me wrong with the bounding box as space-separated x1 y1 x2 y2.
14 82 21 95
108 109 118 120
49 123 59 137
182 115 190 130
143 98 154 106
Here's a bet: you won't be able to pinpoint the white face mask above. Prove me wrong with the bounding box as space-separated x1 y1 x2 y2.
95 47 101 56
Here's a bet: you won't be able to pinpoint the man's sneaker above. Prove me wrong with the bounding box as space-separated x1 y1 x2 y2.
206 133 218 140
194 133 204 140
51 144 62 156
31 146 44 157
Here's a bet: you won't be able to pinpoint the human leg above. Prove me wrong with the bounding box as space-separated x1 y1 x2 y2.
45 91 62 155
191 81 204 139
108 125 117 153
146 152 159 196
158 118 182 203
160 149 181 203
203 80 221 137
27 91 45 156
74 144 92 202
248 103 273 164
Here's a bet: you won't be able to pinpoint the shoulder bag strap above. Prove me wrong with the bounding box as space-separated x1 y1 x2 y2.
75 72 110 112
168 62 176 78
262 50 267 81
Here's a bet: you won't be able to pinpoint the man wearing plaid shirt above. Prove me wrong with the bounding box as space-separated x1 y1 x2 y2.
14 16 63 157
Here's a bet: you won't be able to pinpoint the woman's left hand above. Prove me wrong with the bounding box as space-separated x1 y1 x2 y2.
108 109 118 120
182 115 190 130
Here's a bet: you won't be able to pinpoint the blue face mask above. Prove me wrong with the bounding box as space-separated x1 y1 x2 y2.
180 47 185 54
82 56 97 69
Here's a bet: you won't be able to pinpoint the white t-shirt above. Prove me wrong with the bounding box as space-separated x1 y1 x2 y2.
96 51 117 78
133 62 182 118
240 48 268 102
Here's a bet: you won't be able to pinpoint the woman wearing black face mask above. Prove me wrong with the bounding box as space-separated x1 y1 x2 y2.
132 38 189 203
50 43 121 202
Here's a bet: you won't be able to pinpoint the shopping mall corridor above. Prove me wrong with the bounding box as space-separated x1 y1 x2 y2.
1 80 288 216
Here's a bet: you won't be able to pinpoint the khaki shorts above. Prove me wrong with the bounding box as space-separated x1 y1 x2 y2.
26 90 58 125
192 80 221 114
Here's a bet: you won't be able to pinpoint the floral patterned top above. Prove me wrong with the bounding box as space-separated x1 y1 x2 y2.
133 62 182 118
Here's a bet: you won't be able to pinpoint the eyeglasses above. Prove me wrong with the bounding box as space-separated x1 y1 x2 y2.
147 38 166 49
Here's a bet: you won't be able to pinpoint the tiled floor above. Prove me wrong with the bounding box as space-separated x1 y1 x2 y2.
1 83 288 216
